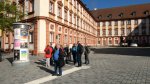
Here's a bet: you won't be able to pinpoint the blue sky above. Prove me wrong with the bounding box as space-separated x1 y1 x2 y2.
82 0 150 10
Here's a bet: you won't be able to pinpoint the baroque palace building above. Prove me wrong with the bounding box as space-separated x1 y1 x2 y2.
17 0 97 54
0 0 150 54
91 3 150 46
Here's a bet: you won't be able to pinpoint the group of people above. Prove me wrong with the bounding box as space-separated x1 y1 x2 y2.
44 41 90 76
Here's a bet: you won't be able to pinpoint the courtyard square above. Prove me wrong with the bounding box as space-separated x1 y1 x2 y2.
0 47 150 84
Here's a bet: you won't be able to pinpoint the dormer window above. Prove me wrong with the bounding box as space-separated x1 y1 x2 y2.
107 14 112 18
144 10 149 15
98 15 102 19
119 13 123 17
131 11 136 16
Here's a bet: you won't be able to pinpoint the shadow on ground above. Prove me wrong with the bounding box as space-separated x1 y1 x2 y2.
37 66 54 75
6 57 13 65
91 47 150 56
34 60 45 66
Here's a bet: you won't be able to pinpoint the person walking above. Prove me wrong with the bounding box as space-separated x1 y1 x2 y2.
44 45 53 67
72 43 77 65
77 41 84 67
84 44 90 65
53 44 65 76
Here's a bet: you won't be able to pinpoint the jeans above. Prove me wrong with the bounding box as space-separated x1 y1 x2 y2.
54 61 62 75
77 53 82 67
46 58 50 67
72 53 77 65
85 54 89 64
50 57 54 66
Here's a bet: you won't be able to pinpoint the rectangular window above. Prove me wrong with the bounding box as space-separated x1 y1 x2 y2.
103 39 106 45
102 29 106 36
70 13 72 23
64 35 68 43
108 29 112 35
127 20 131 25
115 39 118 44
70 36 72 43
74 37 76 43
58 7 62 17
64 10 67 20
121 28 125 35
127 28 131 35
77 3 79 10
74 0 76 7
25 0 29 13
59 27 62 32
50 32 54 43
49 2 54 13
74 16 76 25
58 34 61 43
98 41 100 44
121 21 124 25
114 29 118 35
29 0 34 12
115 21 118 26
135 20 138 25
77 18 79 26
108 22 111 26
103 22 106 26
109 39 112 44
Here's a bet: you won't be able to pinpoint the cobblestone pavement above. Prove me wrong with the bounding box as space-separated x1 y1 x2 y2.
0 53 74 84
45 47 150 84
1 47 150 84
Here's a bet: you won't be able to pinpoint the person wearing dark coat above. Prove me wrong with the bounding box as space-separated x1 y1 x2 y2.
72 43 77 65
64 45 69 64
84 44 90 65
53 44 65 76
77 41 84 67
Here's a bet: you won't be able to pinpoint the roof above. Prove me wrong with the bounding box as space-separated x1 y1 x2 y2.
90 3 150 22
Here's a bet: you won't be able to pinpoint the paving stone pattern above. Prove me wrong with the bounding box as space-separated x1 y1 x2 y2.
0 53 73 84
0 47 150 84
45 47 150 84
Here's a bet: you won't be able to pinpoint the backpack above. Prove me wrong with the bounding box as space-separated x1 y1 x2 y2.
46 48 50 54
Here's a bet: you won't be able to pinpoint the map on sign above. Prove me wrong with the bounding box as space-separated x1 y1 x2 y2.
20 49 28 60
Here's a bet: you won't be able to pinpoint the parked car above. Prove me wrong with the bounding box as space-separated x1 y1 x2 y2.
130 43 138 47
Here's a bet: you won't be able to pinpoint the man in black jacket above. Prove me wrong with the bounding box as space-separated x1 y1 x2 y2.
77 41 83 67
64 45 69 64
84 43 90 65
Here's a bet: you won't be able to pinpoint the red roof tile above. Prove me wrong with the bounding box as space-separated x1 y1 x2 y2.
90 3 150 21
